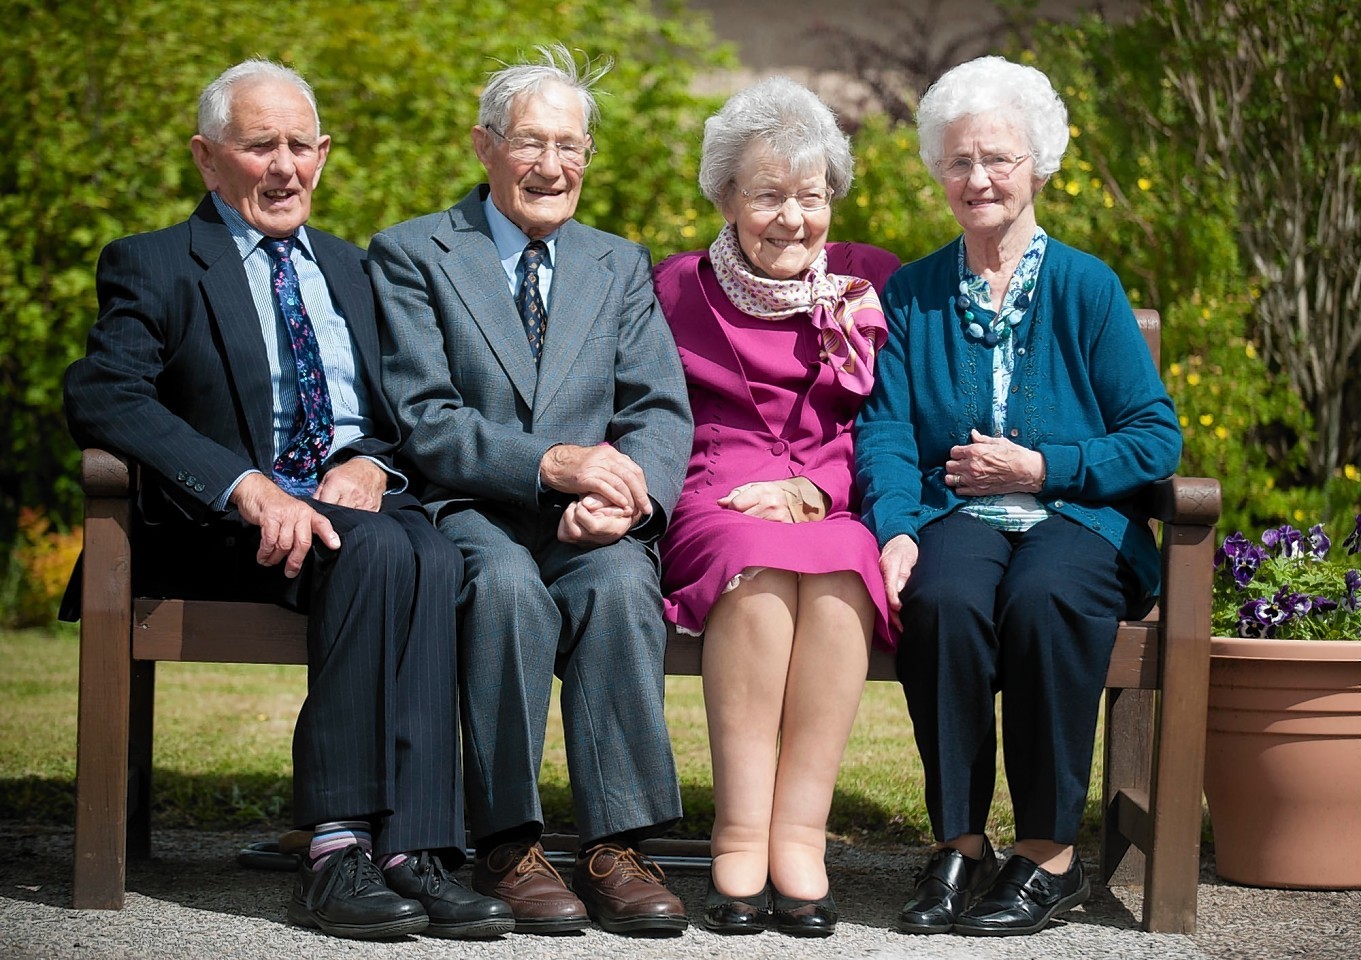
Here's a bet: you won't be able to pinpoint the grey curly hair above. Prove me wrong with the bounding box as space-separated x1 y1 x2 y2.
698 76 854 207
915 56 1069 179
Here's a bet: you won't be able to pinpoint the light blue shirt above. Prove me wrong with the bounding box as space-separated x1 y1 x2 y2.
482 194 559 306
210 193 402 508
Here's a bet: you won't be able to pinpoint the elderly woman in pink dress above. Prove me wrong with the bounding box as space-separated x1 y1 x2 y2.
654 77 899 938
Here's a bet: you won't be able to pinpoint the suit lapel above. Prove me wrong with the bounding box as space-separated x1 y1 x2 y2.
534 219 609 414
434 194 539 406
189 198 275 470
312 231 382 397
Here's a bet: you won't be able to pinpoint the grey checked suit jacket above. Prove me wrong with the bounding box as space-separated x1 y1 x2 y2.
370 186 692 530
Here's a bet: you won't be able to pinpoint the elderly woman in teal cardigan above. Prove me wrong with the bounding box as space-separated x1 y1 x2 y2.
854 56 1182 939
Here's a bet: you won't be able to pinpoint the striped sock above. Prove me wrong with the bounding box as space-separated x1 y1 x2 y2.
377 852 410 871
308 821 372 871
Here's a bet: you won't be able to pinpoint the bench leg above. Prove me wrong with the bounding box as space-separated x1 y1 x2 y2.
1101 687 1153 886
128 660 155 859
72 499 133 909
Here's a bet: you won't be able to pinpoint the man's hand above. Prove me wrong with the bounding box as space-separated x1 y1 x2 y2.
229 473 340 578
557 493 633 546
879 534 919 633
315 458 386 513
540 444 651 519
945 429 1046 496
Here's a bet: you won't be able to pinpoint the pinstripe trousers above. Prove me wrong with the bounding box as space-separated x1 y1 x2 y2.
136 492 466 861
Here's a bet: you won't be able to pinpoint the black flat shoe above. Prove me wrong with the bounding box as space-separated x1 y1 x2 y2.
771 886 837 938
287 844 429 940
702 876 768 934
953 852 1090 937
383 851 515 939
898 835 1000 934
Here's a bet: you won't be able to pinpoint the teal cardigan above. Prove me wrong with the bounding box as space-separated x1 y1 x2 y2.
854 236 1183 601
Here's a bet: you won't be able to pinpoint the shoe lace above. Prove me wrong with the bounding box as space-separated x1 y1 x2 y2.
586 845 667 884
494 842 567 885
309 844 386 910
409 849 455 895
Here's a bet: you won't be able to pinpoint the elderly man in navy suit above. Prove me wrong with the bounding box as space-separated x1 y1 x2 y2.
370 45 693 935
64 59 510 942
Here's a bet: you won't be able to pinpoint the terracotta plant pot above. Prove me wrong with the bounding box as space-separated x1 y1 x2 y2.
1204 637 1361 888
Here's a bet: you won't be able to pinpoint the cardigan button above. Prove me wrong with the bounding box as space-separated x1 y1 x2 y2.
1008 428 1020 438
1054 499 1066 507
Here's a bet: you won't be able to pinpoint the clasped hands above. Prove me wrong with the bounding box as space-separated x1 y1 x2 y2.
230 458 388 578
541 443 651 546
943 429 1046 496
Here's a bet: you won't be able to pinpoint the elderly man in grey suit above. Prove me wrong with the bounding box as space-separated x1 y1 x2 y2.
369 46 693 936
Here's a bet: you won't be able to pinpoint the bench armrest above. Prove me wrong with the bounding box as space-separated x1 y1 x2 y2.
81 449 133 500
1148 476 1221 527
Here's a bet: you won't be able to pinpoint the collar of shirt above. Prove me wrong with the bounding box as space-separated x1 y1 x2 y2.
211 192 316 263
482 193 558 304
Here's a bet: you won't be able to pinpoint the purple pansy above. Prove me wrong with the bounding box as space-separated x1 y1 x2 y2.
1262 524 1305 558
1215 531 1267 589
1346 569 1361 613
1307 524 1331 560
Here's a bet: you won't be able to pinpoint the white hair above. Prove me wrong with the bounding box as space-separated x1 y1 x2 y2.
197 59 320 143
916 56 1069 179
698 76 854 206
478 43 611 135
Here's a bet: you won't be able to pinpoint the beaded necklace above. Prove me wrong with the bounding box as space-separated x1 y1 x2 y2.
953 230 1047 347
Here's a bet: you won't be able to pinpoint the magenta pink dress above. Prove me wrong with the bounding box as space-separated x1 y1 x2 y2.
655 242 901 649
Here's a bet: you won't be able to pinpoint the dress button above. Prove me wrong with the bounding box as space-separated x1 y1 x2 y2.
1008 428 1020 438
771 440 787 455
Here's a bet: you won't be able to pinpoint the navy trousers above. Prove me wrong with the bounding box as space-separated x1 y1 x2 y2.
894 512 1141 844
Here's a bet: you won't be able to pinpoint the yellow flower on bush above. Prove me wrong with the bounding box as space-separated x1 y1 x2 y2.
1187 372 1202 386
1346 464 1360 482
1137 177 1152 191
1199 414 1215 426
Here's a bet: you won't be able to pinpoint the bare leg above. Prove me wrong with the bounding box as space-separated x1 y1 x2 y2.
702 570 799 897
767 571 873 900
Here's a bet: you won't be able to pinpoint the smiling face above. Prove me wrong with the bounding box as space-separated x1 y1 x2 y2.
940 112 1042 242
473 81 586 240
720 142 831 280
189 78 329 238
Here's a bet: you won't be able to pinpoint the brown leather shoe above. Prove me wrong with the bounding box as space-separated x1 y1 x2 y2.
572 844 688 935
472 841 589 934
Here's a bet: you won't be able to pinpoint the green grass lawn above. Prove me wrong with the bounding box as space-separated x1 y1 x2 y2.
0 626 1111 851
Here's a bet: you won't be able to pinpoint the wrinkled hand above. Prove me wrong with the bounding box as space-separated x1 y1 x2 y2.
229 472 340 578
540 444 651 519
717 481 796 522
945 429 1046 496
879 534 919 633
314 458 386 513
557 493 634 546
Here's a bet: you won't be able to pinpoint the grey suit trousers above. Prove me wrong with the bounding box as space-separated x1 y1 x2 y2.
439 504 682 845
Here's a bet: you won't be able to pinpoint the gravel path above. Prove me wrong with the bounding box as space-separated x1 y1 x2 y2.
4 823 1358 959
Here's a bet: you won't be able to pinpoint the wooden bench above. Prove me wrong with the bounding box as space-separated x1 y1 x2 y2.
70 309 1221 933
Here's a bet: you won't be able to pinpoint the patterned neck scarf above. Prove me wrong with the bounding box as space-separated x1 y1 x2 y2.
708 224 884 394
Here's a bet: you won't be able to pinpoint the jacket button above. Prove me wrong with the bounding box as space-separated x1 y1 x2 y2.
771 440 787 455
176 470 187 481
194 483 205 492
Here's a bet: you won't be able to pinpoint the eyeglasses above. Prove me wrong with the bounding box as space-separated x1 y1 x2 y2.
740 188 831 213
486 126 595 169
939 153 1031 181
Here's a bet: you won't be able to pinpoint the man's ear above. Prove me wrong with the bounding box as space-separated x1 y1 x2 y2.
311 135 332 187
471 126 493 168
189 135 218 190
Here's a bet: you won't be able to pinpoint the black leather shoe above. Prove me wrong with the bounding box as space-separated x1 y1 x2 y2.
701 876 768 934
287 844 428 940
383 851 515 939
953 852 1090 937
771 886 837 937
898 836 1000 934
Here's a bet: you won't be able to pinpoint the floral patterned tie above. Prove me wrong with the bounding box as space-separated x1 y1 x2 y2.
262 237 333 495
516 240 548 361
